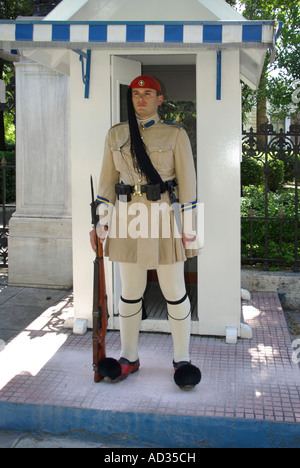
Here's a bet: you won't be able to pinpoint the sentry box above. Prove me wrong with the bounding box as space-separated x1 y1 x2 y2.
1 0 280 342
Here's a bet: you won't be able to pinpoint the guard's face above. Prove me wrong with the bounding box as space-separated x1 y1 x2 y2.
132 88 164 120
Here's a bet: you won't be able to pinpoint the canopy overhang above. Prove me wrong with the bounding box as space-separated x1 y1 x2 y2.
0 19 280 90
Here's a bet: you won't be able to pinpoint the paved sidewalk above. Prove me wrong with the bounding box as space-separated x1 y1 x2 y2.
0 271 299 448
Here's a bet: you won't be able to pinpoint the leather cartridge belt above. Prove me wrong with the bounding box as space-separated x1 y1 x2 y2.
115 179 177 202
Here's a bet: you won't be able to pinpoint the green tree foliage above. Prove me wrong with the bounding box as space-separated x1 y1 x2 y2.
0 0 33 20
0 1 34 149
241 185 299 267
30 1 63 17
237 0 300 123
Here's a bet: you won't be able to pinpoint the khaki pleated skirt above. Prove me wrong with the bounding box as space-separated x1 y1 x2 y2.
104 191 201 270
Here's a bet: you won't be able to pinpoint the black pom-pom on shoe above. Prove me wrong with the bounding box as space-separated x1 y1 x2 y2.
98 358 122 381
173 361 201 390
98 357 140 382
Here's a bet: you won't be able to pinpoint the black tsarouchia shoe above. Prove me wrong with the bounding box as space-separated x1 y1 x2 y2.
98 357 140 383
173 361 201 390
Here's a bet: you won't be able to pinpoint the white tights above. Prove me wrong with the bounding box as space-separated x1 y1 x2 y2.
118 262 191 363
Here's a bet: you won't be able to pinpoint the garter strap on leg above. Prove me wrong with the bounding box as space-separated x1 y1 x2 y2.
166 293 191 321
120 296 147 320
166 293 188 305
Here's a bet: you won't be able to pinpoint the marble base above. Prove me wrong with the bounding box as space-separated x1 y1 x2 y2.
8 216 72 289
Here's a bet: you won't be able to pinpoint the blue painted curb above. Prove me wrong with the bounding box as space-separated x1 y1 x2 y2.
0 402 299 448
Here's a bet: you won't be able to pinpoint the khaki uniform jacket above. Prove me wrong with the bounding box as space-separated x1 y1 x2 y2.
97 113 201 269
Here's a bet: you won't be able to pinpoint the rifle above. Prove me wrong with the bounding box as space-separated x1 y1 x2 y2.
90 176 108 383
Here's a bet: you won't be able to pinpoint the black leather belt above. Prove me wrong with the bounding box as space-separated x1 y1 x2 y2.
115 179 177 202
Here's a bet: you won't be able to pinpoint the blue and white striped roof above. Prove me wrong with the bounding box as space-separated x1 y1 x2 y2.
0 20 276 48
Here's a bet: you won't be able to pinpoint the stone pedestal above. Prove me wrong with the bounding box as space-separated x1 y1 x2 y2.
8 59 72 289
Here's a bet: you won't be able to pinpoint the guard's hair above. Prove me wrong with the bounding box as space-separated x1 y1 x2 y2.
127 87 165 192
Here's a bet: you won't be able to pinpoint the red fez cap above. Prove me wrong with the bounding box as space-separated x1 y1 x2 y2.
130 75 161 92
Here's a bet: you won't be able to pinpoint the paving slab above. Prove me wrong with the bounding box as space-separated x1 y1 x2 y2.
0 281 299 448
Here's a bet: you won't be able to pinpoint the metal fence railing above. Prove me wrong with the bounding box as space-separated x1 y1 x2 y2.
1 123 299 272
241 123 300 272
0 155 15 268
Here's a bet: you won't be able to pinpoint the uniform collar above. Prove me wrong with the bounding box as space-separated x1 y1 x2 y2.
137 113 160 129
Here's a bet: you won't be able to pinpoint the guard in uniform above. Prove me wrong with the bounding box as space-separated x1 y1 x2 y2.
90 75 202 390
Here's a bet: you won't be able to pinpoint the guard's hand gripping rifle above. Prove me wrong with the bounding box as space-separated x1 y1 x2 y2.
90 176 108 383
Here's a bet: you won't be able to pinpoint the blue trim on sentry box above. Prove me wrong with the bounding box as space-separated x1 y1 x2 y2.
126 24 145 42
89 25 107 42
0 19 275 26
216 51 222 101
242 24 263 42
52 24 70 42
15 23 33 41
203 25 223 43
1 20 274 45
165 25 184 43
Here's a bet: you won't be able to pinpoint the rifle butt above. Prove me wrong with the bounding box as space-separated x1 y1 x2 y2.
91 224 108 382
94 369 104 383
